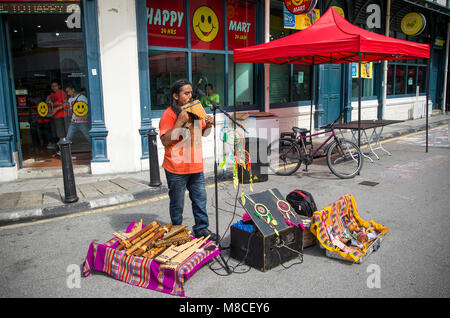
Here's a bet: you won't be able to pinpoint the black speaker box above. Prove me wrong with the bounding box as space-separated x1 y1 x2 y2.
230 225 303 272
237 137 268 184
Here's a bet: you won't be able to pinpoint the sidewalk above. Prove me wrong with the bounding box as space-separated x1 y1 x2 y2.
0 112 448 226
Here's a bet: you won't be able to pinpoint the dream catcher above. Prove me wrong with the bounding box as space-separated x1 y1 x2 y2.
234 147 258 206
244 195 279 236
268 189 305 230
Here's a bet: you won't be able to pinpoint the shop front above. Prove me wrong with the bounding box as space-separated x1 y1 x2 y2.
0 0 448 182
0 1 91 171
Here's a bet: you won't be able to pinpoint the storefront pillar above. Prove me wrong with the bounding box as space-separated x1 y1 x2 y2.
343 63 353 122
0 17 16 180
315 65 327 128
136 0 153 160
82 0 109 163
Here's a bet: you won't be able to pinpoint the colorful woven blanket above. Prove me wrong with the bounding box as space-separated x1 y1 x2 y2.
310 193 389 262
82 222 220 297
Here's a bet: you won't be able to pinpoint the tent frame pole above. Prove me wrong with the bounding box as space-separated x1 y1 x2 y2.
358 52 362 148
425 50 431 153
310 56 315 145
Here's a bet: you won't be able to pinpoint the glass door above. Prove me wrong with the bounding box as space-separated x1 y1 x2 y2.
6 10 91 168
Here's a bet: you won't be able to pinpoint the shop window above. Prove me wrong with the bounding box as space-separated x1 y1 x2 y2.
147 0 186 48
351 62 378 98
149 50 187 111
192 53 224 108
7 10 90 168
395 65 406 95
292 64 311 101
387 64 394 95
407 66 417 94
228 56 254 106
269 64 290 104
147 0 257 112
418 66 427 93
227 0 256 50
190 0 224 50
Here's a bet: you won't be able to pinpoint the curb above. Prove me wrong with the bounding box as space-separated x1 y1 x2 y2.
0 185 170 227
0 171 234 227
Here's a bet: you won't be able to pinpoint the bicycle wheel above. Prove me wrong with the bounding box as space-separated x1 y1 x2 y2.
326 138 363 179
267 138 302 176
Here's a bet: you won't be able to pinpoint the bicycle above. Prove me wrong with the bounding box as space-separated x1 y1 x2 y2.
267 116 363 179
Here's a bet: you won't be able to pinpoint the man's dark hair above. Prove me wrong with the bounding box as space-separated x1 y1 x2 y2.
170 78 192 116
65 83 77 91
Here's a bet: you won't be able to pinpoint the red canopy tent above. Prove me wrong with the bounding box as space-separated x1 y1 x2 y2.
233 7 431 151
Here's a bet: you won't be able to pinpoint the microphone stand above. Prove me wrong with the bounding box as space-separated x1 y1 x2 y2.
197 88 247 275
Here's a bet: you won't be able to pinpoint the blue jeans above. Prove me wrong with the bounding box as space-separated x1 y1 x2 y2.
66 122 91 143
164 170 209 235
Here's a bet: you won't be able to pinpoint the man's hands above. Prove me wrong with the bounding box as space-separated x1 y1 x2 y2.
205 115 213 129
175 110 190 128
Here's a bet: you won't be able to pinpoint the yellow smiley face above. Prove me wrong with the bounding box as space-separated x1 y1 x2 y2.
37 102 48 117
192 6 219 43
73 101 88 117
292 0 304 5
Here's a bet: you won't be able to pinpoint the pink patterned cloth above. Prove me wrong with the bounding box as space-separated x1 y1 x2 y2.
82 222 220 297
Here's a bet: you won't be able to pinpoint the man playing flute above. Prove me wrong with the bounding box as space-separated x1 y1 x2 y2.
159 78 217 241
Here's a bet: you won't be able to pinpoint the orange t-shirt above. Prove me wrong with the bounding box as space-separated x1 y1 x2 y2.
159 107 206 175
49 90 68 119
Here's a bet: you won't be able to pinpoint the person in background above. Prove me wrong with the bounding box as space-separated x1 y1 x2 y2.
200 83 220 108
65 84 90 144
47 81 68 153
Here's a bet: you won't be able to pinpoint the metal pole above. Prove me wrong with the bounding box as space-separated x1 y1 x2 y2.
426 52 431 153
58 138 78 203
358 52 362 148
310 56 314 143
264 0 270 112
381 0 391 120
147 128 162 187
441 22 450 113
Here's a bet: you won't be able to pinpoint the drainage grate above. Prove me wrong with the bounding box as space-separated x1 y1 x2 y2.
359 181 379 187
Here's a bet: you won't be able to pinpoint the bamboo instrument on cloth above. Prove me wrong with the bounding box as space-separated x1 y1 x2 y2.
142 246 166 259
154 231 192 248
132 223 172 256
162 235 210 270
126 226 161 255
112 220 143 243
163 225 188 240
116 221 159 251
154 237 203 264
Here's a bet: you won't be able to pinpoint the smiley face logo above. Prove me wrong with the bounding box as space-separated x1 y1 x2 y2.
292 0 304 5
73 101 88 117
37 102 48 117
192 6 219 43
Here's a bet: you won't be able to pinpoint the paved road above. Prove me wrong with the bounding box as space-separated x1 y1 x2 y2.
0 125 449 299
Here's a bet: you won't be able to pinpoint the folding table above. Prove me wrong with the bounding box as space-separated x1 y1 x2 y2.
331 120 404 162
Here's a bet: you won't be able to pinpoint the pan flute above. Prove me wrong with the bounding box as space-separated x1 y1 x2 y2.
181 100 208 129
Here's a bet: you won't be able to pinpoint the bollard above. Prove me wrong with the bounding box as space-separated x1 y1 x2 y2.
58 138 79 203
147 128 162 187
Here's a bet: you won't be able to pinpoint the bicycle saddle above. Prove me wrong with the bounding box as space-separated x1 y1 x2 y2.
292 127 309 135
